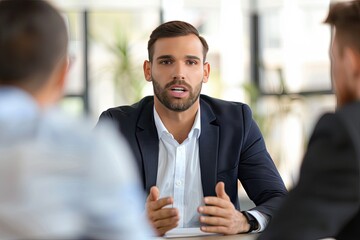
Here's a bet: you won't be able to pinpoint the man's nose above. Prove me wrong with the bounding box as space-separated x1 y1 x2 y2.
172 63 185 80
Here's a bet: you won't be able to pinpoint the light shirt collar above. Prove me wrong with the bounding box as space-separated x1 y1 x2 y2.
153 105 201 141
0 87 39 121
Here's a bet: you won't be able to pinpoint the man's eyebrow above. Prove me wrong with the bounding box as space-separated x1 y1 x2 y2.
155 55 202 61
156 55 173 60
185 55 201 61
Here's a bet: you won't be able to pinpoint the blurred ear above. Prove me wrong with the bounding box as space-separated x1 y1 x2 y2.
344 47 360 79
34 57 69 108
143 60 152 82
47 57 69 105
55 57 69 91
343 47 360 97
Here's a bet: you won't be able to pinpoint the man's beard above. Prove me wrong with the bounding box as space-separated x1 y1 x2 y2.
152 76 202 112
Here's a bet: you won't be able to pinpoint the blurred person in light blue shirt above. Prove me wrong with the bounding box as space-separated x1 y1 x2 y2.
0 0 152 239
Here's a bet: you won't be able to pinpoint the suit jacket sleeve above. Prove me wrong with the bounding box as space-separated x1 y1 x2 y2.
258 112 360 240
237 104 287 217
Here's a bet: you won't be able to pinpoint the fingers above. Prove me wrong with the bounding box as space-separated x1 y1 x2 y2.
147 186 160 202
198 182 234 214
202 196 232 209
156 221 179 236
198 205 229 218
148 204 179 236
200 225 229 234
145 186 179 236
199 214 229 227
199 209 246 235
198 182 230 209
152 210 179 226
147 196 173 211
152 209 179 232
197 182 245 235
215 182 230 201
148 206 178 222
146 186 173 211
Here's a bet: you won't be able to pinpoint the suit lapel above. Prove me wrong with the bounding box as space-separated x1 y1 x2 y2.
199 98 219 197
135 96 220 196
136 100 159 193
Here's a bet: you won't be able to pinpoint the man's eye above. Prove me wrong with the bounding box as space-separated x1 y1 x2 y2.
160 60 172 65
187 60 198 65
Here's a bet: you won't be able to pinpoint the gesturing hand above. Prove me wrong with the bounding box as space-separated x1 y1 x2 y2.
198 182 250 235
146 186 179 236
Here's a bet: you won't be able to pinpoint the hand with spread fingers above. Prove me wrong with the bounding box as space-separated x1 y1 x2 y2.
146 186 179 236
198 182 251 235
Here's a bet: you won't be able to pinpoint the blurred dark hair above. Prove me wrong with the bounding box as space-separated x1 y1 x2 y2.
147 20 209 62
324 0 360 54
0 0 68 91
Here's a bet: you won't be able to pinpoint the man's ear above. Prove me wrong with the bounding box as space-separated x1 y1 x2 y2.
55 57 69 91
49 57 68 104
202 62 210 83
143 60 152 82
344 47 360 84
34 57 69 108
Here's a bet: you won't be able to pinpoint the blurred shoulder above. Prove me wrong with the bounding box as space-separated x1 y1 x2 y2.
44 108 125 153
100 96 154 118
315 102 360 134
45 108 139 179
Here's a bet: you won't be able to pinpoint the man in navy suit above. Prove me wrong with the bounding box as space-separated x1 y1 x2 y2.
98 20 287 236
259 1 360 240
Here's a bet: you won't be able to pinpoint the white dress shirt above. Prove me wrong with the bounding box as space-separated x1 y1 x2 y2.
154 107 203 227
153 106 268 231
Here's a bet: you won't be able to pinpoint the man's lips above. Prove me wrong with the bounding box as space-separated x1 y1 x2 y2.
169 85 188 92
168 85 189 98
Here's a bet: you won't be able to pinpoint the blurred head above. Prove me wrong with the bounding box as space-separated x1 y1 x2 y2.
0 0 68 107
147 21 209 63
324 0 360 107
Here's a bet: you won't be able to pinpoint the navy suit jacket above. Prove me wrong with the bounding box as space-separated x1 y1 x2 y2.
98 95 287 217
258 102 360 240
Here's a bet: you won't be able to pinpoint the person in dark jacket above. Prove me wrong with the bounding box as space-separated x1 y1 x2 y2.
98 20 287 236
259 1 360 239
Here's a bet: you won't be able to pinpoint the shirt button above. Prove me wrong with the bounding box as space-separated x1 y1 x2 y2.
176 180 182 186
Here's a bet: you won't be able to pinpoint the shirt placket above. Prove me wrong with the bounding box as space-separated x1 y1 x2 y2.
173 144 186 227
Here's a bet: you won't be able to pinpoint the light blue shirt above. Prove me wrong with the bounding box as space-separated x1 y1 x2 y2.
0 87 152 239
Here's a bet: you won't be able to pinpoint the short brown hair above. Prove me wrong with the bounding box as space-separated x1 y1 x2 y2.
0 0 68 91
324 0 360 53
147 20 209 62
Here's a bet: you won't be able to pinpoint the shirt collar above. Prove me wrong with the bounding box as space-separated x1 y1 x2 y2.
153 105 201 140
0 87 40 121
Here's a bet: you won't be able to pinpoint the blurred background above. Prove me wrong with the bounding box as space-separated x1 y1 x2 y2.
51 0 338 202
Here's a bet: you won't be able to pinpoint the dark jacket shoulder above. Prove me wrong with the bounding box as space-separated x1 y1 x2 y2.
97 96 154 136
312 101 360 148
199 95 252 122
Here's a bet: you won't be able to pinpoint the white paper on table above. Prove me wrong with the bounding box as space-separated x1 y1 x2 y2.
163 227 221 238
